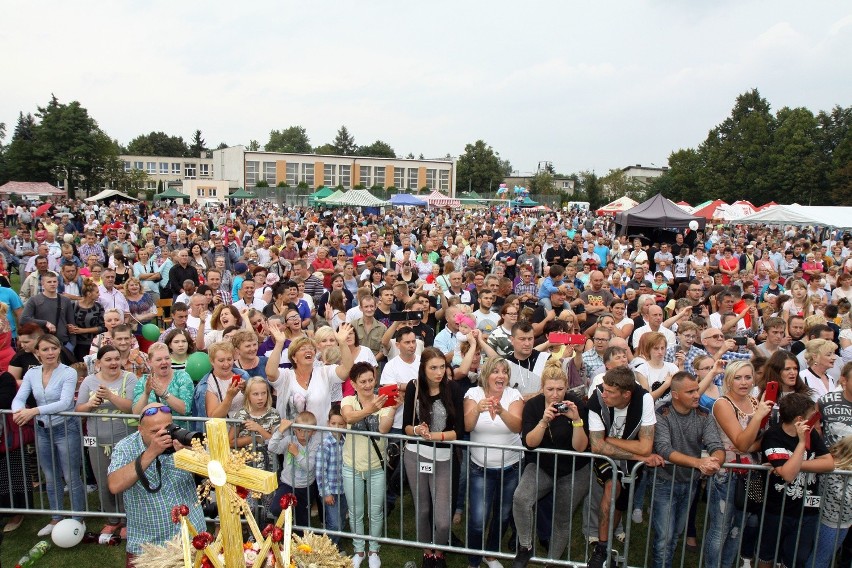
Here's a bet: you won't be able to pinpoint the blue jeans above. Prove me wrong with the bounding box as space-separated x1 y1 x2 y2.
322 493 347 545
343 466 385 553
651 475 698 568
806 522 849 568
36 419 86 522
467 461 520 566
704 472 756 568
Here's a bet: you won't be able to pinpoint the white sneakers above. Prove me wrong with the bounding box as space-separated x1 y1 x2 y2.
631 508 643 524
368 553 381 568
483 559 503 568
352 553 365 568
37 523 55 537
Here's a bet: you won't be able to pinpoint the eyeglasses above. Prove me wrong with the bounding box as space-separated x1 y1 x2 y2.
505 311 518 316
141 406 172 419
705 334 724 340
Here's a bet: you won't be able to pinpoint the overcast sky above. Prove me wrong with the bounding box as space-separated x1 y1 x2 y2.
2 1 850 176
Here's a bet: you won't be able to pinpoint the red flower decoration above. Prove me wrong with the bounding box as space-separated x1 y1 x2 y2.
271 527 284 543
179 504 190 517
235 485 249 499
200 557 213 568
198 531 213 545
170 505 183 524
279 493 298 510
262 523 274 538
192 535 208 550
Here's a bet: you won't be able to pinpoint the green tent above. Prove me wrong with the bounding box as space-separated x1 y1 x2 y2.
227 187 255 200
309 187 334 205
459 190 486 205
154 187 190 201
321 190 346 205
517 196 539 207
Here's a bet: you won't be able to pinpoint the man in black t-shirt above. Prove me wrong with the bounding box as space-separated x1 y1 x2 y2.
759 393 834 568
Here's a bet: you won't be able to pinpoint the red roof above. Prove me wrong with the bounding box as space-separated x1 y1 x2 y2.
692 199 728 220
0 182 65 197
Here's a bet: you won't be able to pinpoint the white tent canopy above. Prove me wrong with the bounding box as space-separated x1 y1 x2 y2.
737 204 852 229
324 189 389 207
85 189 139 202
597 195 639 214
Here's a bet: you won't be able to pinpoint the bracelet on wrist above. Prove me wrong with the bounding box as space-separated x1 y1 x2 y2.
572 419 584 428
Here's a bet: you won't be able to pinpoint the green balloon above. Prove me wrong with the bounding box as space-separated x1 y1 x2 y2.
186 352 212 382
141 323 161 342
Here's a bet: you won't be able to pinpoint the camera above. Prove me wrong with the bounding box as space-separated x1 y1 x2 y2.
553 402 571 414
162 424 205 453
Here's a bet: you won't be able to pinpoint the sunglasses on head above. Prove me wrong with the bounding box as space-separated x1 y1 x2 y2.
141 405 172 419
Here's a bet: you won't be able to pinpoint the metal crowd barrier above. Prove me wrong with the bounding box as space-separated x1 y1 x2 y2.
2 411 851 568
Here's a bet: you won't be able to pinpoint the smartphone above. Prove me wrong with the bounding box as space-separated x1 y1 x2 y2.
692 305 703 315
733 336 747 346
761 382 779 428
378 384 399 407
804 410 822 450
388 310 423 323
423 283 436 291
548 332 586 346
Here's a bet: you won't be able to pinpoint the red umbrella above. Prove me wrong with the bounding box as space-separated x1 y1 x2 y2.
34 202 53 217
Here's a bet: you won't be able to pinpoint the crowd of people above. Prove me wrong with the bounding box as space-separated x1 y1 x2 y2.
0 197 850 568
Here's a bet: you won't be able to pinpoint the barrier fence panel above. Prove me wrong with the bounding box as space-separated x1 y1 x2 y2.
2 411 851 568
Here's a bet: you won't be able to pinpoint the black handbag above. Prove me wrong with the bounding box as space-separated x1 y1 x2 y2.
733 457 766 512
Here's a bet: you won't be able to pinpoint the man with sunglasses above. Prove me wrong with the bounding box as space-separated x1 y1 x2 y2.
108 403 206 568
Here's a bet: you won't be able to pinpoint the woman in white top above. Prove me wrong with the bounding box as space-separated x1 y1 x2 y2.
463 356 524 568
205 341 247 418
198 304 244 350
687 248 708 277
609 300 634 341
265 322 354 426
800 338 840 400
324 290 347 331
633 331 679 403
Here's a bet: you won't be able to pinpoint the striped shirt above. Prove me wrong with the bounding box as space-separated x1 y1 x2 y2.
78 242 105 263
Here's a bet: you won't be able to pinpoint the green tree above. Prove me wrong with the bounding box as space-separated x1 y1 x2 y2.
698 89 775 203
4 112 46 182
356 140 396 158
600 168 651 202
188 129 207 157
265 126 311 153
404 152 415 159
126 131 189 156
768 107 826 205
331 125 357 155
33 96 113 198
247 140 260 151
651 148 703 204
579 171 602 209
528 172 554 196
455 140 509 193
216 142 228 150
314 143 336 155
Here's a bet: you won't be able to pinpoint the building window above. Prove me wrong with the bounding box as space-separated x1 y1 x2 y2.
245 161 259 186
394 167 404 189
407 168 418 190
123 161 131 172
184 163 197 179
210 188 217 197
425 169 437 189
374 166 385 188
263 162 276 185
285 163 298 186
302 163 315 188
134 161 143 171
324 164 337 187
172 163 181 175
159 162 169 174
340 165 351 188
359 166 371 188
198 187 206 197
147 181 156 190
439 170 450 191
200 163 210 177
146 162 157 175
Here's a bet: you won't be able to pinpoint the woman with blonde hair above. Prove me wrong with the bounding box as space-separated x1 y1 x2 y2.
124 276 157 335
800 338 840 400
198 304 244 350
132 342 193 419
463 356 523 568
231 329 268 379
204 341 248 418
633 332 678 400
511 358 589 567
265 322 354 425
705 361 773 567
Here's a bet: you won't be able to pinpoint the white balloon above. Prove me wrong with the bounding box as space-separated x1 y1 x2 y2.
688 220 699 231
52 519 85 548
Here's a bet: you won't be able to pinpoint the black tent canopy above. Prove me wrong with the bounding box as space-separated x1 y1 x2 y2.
614 193 706 236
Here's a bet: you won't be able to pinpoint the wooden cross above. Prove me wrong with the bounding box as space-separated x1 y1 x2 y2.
174 418 278 568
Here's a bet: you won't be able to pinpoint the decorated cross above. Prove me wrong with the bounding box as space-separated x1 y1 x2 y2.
174 418 278 568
